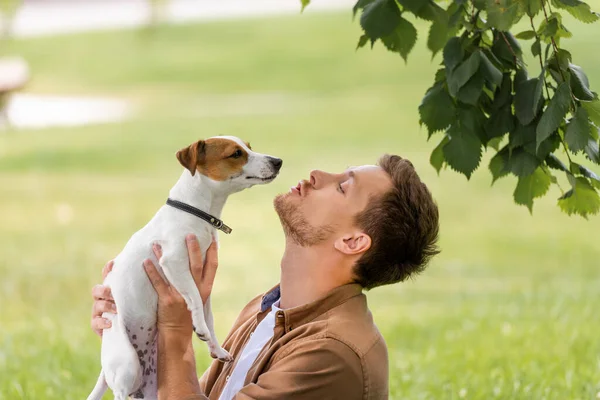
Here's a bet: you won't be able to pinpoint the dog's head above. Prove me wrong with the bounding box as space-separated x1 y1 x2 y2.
176 136 282 191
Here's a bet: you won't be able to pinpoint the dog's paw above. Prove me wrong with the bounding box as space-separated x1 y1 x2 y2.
210 347 233 362
192 324 210 342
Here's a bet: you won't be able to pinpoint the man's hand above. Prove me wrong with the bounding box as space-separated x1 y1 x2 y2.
90 260 116 336
143 234 219 338
90 234 219 338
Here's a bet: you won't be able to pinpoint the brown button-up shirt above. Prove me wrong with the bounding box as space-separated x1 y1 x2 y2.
194 283 388 399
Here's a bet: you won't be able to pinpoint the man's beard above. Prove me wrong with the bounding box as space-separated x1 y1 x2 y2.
273 194 334 247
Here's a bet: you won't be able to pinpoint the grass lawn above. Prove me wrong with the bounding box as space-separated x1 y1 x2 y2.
1 8 600 400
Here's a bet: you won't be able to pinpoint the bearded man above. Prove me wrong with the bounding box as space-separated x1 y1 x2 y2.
91 154 440 400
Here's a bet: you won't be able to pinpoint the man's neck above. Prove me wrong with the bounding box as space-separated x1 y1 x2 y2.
278 240 351 309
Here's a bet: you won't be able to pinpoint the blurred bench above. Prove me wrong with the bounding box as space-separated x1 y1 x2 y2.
0 57 29 127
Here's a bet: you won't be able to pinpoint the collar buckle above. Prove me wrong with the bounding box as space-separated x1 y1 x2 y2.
166 198 232 235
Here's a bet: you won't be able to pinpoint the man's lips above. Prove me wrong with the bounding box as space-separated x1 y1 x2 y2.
290 180 308 196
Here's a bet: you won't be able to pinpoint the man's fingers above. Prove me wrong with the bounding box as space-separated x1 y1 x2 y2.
92 284 113 301
102 260 114 280
202 238 219 286
93 300 117 317
186 234 204 281
143 259 169 296
91 317 112 337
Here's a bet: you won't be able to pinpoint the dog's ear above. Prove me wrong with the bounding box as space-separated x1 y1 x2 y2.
176 140 206 176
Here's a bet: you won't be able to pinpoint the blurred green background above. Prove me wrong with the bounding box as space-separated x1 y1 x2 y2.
0 3 599 400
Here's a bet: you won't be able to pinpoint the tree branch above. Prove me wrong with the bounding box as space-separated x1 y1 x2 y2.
530 16 550 100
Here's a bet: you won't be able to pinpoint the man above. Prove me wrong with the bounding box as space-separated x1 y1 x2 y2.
91 154 440 399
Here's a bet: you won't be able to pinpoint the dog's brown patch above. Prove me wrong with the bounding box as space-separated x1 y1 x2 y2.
176 138 248 181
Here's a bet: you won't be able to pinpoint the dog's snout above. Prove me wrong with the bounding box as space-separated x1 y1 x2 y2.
268 157 283 171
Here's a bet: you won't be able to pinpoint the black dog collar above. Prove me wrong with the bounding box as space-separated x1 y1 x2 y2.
166 198 232 234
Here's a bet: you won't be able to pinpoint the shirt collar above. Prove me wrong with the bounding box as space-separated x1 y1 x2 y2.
259 283 364 328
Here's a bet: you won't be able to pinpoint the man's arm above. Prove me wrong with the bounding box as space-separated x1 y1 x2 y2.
157 332 206 400
142 235 221 400
234 338 364 400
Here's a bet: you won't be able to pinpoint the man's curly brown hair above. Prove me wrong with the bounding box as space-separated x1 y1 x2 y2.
353 154 440 290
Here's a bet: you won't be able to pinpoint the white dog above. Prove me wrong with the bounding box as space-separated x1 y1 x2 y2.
87 136 282 400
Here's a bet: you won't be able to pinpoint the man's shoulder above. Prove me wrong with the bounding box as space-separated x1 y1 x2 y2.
322 293 388 359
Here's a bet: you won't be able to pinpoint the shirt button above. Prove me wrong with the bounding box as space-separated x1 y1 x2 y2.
226 375 230 382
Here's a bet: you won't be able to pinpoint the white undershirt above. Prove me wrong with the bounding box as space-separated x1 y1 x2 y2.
218 299 281 400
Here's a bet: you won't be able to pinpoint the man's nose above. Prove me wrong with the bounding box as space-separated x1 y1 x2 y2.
309 170 331 188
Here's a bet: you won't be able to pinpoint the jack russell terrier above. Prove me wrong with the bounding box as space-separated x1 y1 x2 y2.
87 136 282 400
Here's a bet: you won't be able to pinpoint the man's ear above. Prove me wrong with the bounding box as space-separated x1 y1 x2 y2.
334 232 372 256
176 140 206 176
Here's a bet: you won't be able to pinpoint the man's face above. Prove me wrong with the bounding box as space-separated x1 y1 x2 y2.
273 165 393 247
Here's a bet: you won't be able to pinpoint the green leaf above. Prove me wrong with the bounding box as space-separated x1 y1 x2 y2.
491 31 522 68
516 30 536 40
585 138 600 164
514 68 528 86
577 165 600 189
448 51 481 97
489 146 511 183
473 0 487 9
488 136 504 150
521 0 543 17
300 0 310 11
492 73 513 110
479 51 503 86
487 0 522 30
430 135 449 174
356 34 369 49
457 72 484 105
548 48 572 73
513 167 551 212
533 133 560 159
414 1 447 22
485 104 515 140
533 71 545 112
353 0 376 16
443 124 483 179
558 177 600 217
428 18 449 57
514 77 544 125
443 37 464 71
565 106 592 152
360 0 400 40
458 105 488 143
419 82 456 135
582 100 600 126
510 122 536 149
569 64 596 101
397 0 426 14
554 0 600 23
536 82 571 150
546 153 569 172
539 15 560 37
531 39 541 57
381 16 418 62
508 147 540 176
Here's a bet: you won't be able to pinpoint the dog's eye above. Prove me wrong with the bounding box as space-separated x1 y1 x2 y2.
230 150 243 159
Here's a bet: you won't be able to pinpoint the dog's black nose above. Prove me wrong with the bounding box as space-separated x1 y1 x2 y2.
269 157 283 171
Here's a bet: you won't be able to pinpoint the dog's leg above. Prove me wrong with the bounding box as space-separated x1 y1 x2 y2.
204 295 232 362
101 314 143 400
159 252 210 341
